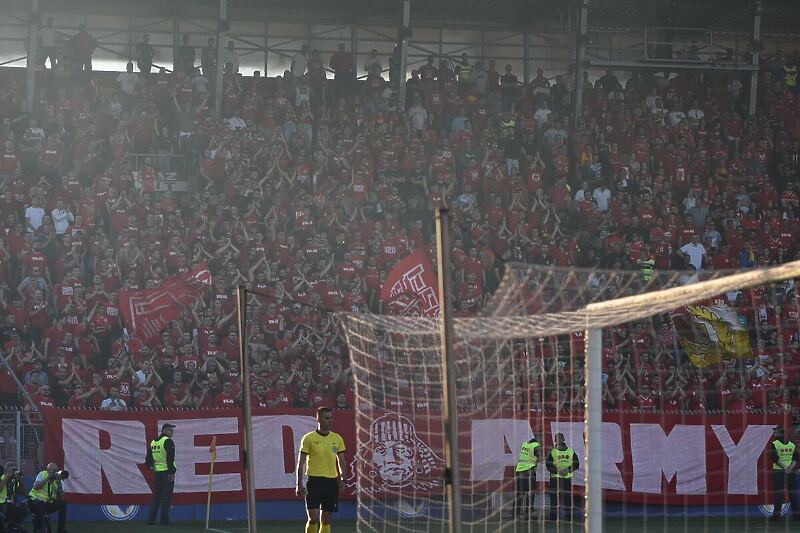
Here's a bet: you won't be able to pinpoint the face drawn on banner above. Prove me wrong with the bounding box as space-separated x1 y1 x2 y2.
348 412 445 494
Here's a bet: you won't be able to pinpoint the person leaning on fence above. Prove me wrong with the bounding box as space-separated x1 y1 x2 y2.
27 463 68 533
770 426 800 522
546 432 580 522
514 434 542 519
0 462 27 532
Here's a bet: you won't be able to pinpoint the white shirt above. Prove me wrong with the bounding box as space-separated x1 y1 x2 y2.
100 397 128 411
115 72 140 96
407 105 428 131
193 74 209 93
51 208 74 235
39 27 57 48
592 187 611 211
25 206 45 231
668 110 686 128
687 108 704 125
533 108 552 127
680 242 706 270
365 56 381 73
226 116 247 130
223 49 239 72
291 52 307 77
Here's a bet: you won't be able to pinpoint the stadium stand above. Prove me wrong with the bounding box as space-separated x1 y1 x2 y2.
0 16 798 419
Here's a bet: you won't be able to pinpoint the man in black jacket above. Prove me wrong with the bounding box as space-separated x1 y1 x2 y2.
145 423 177 526
546 433 580 522
770 426 800 522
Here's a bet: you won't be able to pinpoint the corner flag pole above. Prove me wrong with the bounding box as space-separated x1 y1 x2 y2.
237 286 258 533
205 436 218 530
434 207 462 533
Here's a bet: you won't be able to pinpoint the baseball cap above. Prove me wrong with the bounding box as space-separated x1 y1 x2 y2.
161 423 176 431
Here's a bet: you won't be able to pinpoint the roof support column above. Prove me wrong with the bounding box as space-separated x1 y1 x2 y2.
25 0 39 113
264 21 269 76
749 0 762 116
574 0 589 123
398 0 410 108
523 31 530 84
214 0 228 120
351 23 358 77
172 16 180 71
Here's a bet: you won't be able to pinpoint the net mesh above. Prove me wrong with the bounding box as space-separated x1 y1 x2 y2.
338 259 800 533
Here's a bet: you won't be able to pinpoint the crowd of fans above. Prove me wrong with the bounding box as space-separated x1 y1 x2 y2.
0 22 799 417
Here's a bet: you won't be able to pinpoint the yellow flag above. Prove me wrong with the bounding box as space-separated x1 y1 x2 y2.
678 305 753 368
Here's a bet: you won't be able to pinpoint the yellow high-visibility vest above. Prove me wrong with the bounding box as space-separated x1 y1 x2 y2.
550 447 576 479
150 436 171 472
516 441 541 472
29 471 58 502
773 440 796 470
783 65 797 87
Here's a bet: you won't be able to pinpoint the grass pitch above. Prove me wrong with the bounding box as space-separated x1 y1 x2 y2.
67 517 797 532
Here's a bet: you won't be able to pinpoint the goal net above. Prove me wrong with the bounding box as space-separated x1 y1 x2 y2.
338 259 800 533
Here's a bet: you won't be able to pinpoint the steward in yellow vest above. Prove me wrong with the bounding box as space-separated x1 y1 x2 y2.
770 427 800 522
546 433 580 522
0 462 25 531
637 252 656 282
28 462 68 533
514 436 543 519
783 64 798 88
145 423 177 526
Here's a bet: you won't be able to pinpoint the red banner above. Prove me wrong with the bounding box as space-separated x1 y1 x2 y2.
380 250 439 316
43 408 783 506
119 263 212 341
43 408 356 505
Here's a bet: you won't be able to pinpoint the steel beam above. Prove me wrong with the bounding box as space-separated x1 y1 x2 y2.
398 0 410 106
25 0 39 113
749 1 762 116
574 0 589 122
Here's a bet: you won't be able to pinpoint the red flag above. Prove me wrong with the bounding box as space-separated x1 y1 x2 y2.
120 263 212 341
380 250 440 317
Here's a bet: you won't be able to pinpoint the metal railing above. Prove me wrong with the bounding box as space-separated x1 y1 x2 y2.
125 152 187 174
0 409 43 477
644 26 741 62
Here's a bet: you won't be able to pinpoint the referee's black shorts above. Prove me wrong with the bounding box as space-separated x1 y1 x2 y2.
306 476 339 512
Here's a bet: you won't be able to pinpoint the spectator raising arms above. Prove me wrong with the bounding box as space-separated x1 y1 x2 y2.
0 37 796 418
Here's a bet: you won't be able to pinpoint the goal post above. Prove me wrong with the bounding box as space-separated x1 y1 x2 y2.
338 258 800 533
585 326 603 533
434 207 462 533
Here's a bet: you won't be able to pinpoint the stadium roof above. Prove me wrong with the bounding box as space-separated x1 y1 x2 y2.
22 0 800 35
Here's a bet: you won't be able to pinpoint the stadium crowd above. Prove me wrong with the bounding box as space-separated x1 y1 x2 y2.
0 25 798 417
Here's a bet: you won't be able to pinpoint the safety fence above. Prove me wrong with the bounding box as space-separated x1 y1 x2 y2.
0 409 45 477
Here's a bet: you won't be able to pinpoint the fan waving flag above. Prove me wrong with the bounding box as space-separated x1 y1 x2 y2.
120 263 212 341
672 303 753 368
381 250 440 317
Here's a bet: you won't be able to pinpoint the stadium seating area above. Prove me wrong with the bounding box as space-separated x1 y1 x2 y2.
0 31 798 415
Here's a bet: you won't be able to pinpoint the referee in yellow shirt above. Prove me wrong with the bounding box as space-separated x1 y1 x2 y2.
296 407 348 533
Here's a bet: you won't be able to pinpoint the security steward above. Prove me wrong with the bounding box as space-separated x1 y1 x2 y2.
145 423 177 526
783 62 798 91
770 426 800 521
0 462 27 532
514 435 542 519
546 432 580 522
296 407 349 533
28 463 68 533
